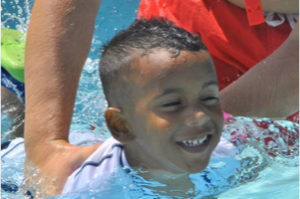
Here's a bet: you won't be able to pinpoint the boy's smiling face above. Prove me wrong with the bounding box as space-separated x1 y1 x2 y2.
115 49 223 174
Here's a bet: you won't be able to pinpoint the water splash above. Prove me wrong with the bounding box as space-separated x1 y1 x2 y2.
1 0 33 32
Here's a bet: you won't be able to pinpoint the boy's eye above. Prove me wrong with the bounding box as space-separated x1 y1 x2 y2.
162 101 182 107
160 100 182 111
201 96 219 105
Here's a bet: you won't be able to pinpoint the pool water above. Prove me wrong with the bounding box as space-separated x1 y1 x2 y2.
2 117 299 199
1 0 299 199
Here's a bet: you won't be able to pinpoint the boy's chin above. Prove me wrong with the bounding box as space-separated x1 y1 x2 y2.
181 156 211 174
179 144 218 174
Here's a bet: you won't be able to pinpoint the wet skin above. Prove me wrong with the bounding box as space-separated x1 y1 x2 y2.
109 49 224 175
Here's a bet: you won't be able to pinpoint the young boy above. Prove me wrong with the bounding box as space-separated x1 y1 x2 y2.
63 18 224 195
23 17 224 197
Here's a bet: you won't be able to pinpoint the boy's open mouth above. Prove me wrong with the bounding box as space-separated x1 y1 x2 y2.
176 135 212 153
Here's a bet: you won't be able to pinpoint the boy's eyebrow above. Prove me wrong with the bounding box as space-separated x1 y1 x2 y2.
202 81 219 88
154 81 219 99
155 88 182 99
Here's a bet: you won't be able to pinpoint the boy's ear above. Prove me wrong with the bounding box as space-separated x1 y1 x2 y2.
105 107 135 143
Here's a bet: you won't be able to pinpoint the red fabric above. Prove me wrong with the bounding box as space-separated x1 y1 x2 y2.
244 0 265 26
138 0 297 122
287 112 299 123
138 0 292 90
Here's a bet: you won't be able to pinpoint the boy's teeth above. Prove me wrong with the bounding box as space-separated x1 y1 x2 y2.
181 136 208 147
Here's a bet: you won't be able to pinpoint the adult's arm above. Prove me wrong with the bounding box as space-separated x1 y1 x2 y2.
228 0 299 14
220 21 299 118
25 0 101 195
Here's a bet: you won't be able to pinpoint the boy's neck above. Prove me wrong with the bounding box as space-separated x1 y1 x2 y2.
124 144 196 196
136 169 196 197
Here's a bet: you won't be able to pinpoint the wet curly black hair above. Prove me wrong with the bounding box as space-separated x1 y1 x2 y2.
100 18 207 105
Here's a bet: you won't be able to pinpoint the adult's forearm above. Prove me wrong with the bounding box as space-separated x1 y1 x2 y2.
220 22 299 118
25 0 101 158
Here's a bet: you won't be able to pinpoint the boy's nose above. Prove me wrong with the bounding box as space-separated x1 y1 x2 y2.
185 111 209 127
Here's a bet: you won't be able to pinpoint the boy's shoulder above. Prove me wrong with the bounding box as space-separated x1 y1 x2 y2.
1 137 25 160
62 137 128 194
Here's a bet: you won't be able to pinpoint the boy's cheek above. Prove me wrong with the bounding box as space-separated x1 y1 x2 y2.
210 106 224 127
148 113 174 132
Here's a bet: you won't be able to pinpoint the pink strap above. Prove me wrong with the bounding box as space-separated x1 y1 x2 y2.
222 110 232 119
